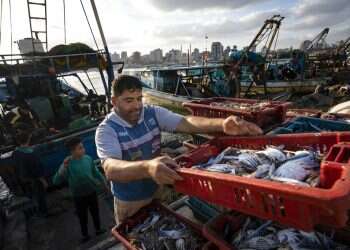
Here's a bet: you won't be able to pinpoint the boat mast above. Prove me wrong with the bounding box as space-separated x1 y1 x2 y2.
90 0 115 110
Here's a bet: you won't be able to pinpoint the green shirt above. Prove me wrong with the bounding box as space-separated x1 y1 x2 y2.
53 155 105 197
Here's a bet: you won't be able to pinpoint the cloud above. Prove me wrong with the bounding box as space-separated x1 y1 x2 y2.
288 0 350 30
294 0 350 17
155 10 280 38
148 0 270 11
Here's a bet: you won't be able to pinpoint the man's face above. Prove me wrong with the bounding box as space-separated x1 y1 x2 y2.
112 89 143 125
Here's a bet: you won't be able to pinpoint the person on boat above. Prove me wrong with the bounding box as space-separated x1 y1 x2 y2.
95 75 263 224
12 131 48 217
4 103 39 131
53 137 107 243
86 89 107 117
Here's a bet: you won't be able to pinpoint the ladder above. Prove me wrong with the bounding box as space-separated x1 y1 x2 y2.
26 0 48 52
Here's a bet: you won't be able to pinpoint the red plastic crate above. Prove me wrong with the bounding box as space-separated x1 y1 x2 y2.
183 97 290 128
174 132 350 231
203 212 350 250
111 201 209 250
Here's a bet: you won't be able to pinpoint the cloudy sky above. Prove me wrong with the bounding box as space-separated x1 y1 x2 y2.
0 0 349 55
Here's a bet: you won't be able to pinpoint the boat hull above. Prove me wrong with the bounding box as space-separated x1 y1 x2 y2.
142 88 192 115
240 78 327 94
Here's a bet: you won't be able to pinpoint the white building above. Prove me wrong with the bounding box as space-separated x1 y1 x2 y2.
111 52 120 62
121 51 128 62
150 48 163 64
141 54 151 65
192 48 201 63
211 42 223 61
165 49 182 64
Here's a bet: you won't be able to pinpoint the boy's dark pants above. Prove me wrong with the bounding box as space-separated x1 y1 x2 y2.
73 192 101 237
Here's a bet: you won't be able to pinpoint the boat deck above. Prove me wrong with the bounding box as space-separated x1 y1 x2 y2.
25 187 198 250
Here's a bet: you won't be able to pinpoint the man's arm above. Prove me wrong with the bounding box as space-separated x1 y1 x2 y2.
102 156 182 184
153 105 262 136
96 122 182 185
175 116 224 134
175 115 263 135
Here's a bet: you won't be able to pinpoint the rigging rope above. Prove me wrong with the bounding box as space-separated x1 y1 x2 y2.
84 70 98 94
0 0 3 45
8 0 13 56
271 27 280 64
79 0 100 50
263 27 273 58
63 0 67 44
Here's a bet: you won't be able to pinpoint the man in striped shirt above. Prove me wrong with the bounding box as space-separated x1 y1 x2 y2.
95 75 262 224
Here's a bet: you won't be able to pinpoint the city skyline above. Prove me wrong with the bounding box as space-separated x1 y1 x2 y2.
110 36 345 65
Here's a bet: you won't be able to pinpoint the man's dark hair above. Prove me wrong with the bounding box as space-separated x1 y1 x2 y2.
15 131 32 145
112 75 143 96
64 137 82 151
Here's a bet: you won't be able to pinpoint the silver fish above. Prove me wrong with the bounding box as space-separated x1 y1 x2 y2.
132 213 160 233
253 164 275 179
175 238 186 250
212 147 237 164
245 220 274 240
257 147 287 163
238 153 261 172
159 222 188 239
277 229 302 248
232 217 252 246
205 164 236 174
269 176 311 187
273 153 319 181
238 234 280 250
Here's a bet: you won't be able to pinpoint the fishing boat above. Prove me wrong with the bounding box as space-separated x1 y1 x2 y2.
129 15 337 108
134 65 225 113
0 0 118 179
126 61 328 114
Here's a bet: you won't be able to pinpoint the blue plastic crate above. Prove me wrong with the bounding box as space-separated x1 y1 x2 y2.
268 116 350 135
185 197 220 223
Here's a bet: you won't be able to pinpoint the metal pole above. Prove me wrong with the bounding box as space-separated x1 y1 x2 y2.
90 0 114 109
63 0 67 44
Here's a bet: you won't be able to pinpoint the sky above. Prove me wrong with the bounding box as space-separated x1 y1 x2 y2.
0 0 349 56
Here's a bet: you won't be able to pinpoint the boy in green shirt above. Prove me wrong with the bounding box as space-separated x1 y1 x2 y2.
53 137 106 243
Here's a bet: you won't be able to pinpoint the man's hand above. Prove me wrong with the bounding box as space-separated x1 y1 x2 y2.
223 116 263 136
146 156 183 185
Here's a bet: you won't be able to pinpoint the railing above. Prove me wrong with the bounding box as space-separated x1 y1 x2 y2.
0 50 106 64
0 50 108 77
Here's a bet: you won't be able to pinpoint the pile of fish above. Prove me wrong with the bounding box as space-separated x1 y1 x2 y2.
125 212 206 250
224 216 349 250
194 146 321 187
210 101 270 111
